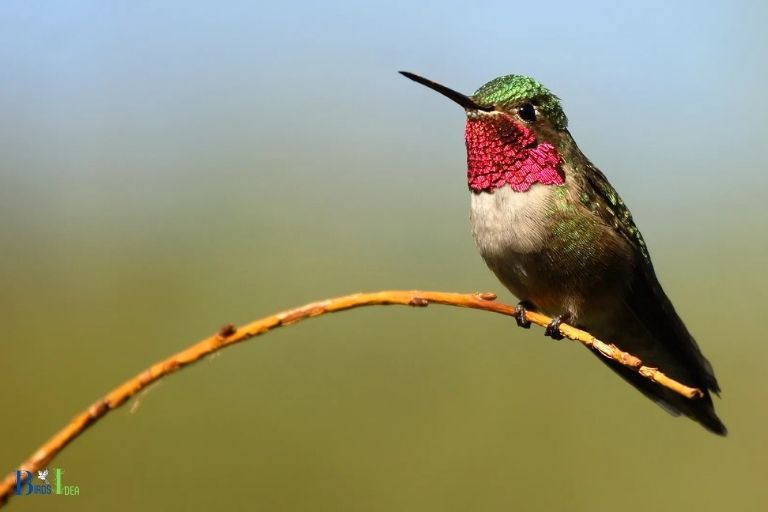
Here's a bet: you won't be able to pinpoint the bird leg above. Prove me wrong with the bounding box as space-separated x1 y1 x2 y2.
514 301 533 329
544 313 570 341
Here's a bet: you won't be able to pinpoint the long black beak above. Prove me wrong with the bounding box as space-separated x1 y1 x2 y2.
399 71 493 112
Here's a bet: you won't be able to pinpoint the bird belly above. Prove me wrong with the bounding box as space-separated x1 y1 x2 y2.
469 185 634 322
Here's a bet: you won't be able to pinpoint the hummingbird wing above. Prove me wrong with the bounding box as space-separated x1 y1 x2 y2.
581 162 725 434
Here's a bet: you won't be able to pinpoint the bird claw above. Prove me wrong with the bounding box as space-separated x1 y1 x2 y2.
514 301 532 329
544 314 567 340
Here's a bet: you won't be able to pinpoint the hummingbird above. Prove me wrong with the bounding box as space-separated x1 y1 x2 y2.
400 71 726 435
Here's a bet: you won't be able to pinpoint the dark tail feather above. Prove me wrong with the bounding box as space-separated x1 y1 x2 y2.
596 356 727 436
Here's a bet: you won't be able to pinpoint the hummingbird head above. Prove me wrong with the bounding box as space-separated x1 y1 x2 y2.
400 72 567 193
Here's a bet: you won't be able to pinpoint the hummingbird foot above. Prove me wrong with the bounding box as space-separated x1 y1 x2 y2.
514 301 533 329
544 314 569 341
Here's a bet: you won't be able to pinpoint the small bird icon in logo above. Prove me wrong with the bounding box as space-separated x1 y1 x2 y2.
37 469 49 484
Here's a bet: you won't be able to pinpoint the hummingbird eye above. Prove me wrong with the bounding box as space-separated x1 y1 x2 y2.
518 103 536 122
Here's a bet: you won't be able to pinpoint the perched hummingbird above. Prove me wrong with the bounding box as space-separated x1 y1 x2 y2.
400 71 726 435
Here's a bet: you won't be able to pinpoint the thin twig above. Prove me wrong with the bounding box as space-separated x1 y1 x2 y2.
0 290 703 507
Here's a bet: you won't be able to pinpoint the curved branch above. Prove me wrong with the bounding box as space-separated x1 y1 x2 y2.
0 290 703 507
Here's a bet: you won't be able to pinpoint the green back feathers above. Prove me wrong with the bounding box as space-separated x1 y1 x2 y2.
472 75 568 130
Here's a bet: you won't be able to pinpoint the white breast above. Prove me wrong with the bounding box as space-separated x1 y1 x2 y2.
469 184 553 259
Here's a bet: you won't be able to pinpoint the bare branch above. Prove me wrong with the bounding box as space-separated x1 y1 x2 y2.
0 290 703 507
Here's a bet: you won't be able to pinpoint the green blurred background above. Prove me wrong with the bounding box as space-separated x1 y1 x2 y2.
1 1 766 510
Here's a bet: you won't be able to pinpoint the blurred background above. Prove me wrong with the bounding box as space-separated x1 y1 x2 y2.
1 1 766 510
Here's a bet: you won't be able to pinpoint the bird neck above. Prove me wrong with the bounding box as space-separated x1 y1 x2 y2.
465 116 564 193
